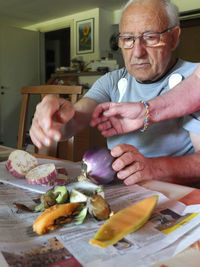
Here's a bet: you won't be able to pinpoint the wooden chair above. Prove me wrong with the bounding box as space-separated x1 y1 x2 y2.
17 85 82 161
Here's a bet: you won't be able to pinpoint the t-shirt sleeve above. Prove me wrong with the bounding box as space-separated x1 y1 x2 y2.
84 70 123 103
183 111 200 134
84 73 113 103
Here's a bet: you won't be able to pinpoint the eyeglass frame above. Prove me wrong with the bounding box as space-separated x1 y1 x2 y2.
118 26 175 49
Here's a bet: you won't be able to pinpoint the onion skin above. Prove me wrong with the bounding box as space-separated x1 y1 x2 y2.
82 147 116 185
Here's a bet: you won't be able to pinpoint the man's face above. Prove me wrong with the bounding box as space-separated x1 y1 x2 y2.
119 1 180 82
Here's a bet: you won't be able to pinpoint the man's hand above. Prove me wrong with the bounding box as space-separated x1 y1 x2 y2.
30 95 75 148
111 144 154 185
90 102 145 137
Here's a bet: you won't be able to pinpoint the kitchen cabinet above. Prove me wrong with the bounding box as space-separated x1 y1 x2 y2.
47 70 105 93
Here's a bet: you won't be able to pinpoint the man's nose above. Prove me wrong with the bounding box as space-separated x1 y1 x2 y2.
131 38 146 58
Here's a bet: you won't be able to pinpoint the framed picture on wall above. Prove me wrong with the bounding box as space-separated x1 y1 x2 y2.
76 18 94 54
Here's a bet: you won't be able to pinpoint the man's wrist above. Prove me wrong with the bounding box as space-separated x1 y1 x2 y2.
148 98 164 124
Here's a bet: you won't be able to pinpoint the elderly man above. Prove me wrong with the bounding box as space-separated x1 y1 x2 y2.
30 0 200 186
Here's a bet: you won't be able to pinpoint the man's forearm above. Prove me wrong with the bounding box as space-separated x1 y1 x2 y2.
150 152 200 184
149 67 200 124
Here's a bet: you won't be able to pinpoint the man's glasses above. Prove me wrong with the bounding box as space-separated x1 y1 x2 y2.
118 27 174 49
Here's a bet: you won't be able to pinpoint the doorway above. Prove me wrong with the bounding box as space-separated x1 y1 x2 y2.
45 28 70 82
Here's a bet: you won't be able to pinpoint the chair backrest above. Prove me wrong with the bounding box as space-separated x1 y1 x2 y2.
17 85 83 161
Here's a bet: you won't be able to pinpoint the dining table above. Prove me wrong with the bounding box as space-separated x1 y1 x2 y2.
1 144 200 267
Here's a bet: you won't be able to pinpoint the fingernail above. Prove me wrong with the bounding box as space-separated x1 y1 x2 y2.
36 142 41 149
124 179 132 186
117 171 123 179
54 134 60 141
104 111 110 116
43 120 50 130
44 138 50 146
113 162 123 171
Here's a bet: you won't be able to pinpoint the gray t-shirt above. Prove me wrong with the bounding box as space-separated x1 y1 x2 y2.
84 59 199 157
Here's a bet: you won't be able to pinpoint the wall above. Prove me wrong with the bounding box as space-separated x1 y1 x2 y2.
73 8 100 63
171 0 200 12
173 20 200 62
109 24 124 68
25 7 118 66
25 8 101 65
0 25 40 147
99 8 114 59
72 7 117 64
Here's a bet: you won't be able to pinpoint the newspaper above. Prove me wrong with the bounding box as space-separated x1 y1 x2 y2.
57 185 200 267
0 159 200 266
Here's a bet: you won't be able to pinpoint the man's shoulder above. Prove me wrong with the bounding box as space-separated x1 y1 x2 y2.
90 67 128 91
106 67 128 79
95 67 129 86
173 59 199 76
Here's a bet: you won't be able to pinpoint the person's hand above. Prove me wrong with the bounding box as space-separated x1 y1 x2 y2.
90 102 145 137
111 144 154 185
30 95 75 148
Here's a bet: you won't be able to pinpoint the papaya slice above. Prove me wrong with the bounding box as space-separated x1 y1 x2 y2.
89 195 158 248
33 202 82 235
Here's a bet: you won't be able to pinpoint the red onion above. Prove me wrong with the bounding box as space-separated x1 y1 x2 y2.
82 147 116 184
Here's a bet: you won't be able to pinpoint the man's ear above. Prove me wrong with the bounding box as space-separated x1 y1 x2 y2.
170 26 181 51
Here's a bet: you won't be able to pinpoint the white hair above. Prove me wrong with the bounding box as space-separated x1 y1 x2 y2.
119 0 180 28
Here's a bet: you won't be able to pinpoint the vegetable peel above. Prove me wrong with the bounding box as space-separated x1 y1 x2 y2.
89 195 158 248
33 202 83 235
